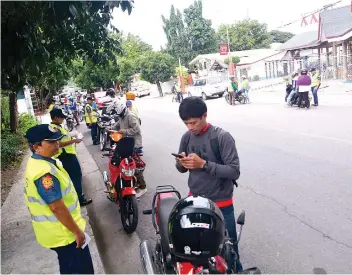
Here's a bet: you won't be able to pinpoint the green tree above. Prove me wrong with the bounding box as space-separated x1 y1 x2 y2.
183 1 217 55
162 1 217 65
224 56 241 65
217 19 271 51
117 57 136 84
1 1 132 132
139 52 176 97
269 30 294 43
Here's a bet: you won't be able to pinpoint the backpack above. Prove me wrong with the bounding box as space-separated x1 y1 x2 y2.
184 131 238 187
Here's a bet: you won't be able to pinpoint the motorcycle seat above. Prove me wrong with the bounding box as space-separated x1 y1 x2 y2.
157 197 178 256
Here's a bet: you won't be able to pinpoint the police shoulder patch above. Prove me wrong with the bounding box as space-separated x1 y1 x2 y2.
42 174 54 190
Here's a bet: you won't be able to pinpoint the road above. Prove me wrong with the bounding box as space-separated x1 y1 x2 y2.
79 92 352 274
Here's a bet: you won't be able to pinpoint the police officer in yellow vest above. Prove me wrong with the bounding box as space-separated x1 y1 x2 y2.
310 68 321 106
24 124 94 274
50 109 92 206
85 97 99 145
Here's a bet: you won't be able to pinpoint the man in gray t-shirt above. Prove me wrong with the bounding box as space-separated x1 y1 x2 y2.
175 97 243 272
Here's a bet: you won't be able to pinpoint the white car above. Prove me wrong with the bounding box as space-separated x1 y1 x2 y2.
135 88 151 98
186 76 227 100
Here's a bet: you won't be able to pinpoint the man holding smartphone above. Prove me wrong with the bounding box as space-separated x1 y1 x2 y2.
175 97 242 272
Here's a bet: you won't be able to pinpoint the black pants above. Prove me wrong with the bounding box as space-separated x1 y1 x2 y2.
298 92 309 108
51 242 94 274
58 153 84 202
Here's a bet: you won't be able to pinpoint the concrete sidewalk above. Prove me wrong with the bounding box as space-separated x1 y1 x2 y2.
1 146 104 274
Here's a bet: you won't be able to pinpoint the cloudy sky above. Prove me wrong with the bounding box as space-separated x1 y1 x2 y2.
111 0 350 50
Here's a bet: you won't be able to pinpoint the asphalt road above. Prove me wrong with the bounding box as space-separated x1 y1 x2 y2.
79 93 352 274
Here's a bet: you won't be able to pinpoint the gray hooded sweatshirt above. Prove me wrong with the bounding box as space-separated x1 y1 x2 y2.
112 110 142 148
176 125 240 203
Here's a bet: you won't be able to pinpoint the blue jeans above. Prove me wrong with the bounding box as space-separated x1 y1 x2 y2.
311 86 319 105
220 204 243 273
90 123 98 143
51 241 94 274
286 89 296 105
58 153 84 202
177 92 183 103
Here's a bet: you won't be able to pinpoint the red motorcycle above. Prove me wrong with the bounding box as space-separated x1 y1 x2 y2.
140 185 260 274
103 131 145 233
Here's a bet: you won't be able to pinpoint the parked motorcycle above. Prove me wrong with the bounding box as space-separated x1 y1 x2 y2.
224 89 248 105
98 114 117 151
102 132 144 233
77 103 84 122
140 185 260 274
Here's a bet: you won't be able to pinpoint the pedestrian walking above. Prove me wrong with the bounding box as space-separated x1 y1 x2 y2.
50 109 92 206
24 124 94 274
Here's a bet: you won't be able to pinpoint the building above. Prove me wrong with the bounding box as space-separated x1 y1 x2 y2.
189 44 284 81
274 5 352 81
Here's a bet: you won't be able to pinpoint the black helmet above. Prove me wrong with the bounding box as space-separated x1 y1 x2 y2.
168 196 225 264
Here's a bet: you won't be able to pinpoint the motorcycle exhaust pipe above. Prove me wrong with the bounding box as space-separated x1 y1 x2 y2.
140 240 156 274
103 171 108 183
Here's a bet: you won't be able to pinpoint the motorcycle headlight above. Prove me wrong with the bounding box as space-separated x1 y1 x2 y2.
122 168 135 177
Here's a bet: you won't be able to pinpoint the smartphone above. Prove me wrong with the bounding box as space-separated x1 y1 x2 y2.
171 153 184 159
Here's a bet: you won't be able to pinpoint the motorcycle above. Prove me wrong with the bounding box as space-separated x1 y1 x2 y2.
98 114 117 151
224 89 248 105
102 132 145 233
77 103 84 122
285 84 313 108
140 185 260 274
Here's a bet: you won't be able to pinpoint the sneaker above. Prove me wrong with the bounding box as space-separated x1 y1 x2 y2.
136 188 147 198
80 198 93 207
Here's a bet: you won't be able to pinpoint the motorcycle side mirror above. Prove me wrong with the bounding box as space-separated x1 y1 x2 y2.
237 211 245 225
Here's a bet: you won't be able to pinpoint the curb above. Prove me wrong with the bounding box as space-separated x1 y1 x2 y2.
1 149 104 274
75 139 143 274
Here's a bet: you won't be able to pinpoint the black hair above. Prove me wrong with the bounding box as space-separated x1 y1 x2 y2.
179 96 207 121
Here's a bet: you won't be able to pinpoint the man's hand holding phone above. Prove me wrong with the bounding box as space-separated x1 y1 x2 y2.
173 152 186 165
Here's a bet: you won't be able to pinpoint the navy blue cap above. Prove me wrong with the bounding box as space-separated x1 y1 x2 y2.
50 108 67 118
25 124 64 144
126 100 132 107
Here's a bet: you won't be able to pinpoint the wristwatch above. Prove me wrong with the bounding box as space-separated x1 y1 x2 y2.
202 160 208 171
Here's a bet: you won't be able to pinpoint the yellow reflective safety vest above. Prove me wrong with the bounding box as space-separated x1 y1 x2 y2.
50 123 77 157
84 104 98 123
24 156 86 248
312 74 320 87
48 104 55 112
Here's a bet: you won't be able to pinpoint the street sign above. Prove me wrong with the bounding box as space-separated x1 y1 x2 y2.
219 44 229 55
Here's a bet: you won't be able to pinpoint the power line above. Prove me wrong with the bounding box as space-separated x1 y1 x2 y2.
277 0 342 29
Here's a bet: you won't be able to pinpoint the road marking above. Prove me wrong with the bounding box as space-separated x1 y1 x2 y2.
249 124 352 145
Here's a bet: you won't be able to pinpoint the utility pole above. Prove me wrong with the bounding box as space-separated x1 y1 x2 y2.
227 25 233 78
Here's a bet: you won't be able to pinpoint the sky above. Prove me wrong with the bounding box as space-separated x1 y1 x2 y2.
111 0 351 50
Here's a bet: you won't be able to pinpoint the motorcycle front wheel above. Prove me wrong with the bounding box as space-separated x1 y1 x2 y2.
100 131 106 151
225 94 231 104
120 195 138 234
67 120 74 132
79 111 84 122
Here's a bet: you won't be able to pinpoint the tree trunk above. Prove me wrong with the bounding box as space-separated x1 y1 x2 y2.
9 91 18 134
156 81 163 97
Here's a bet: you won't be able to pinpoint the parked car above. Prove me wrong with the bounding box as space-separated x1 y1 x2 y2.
94 91 112 110
186 76 227 100
135 88 151 98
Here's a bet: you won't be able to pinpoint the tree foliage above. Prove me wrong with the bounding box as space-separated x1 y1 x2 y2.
217 19 271 51
139 52 176 97
269 30 294 43
162 1 217 65
224 56 241 65
1 1 132 132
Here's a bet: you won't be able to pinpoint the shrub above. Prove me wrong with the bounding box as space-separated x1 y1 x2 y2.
0 97 38 167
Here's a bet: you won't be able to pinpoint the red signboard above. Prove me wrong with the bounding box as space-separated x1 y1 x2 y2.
219 44 228 55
